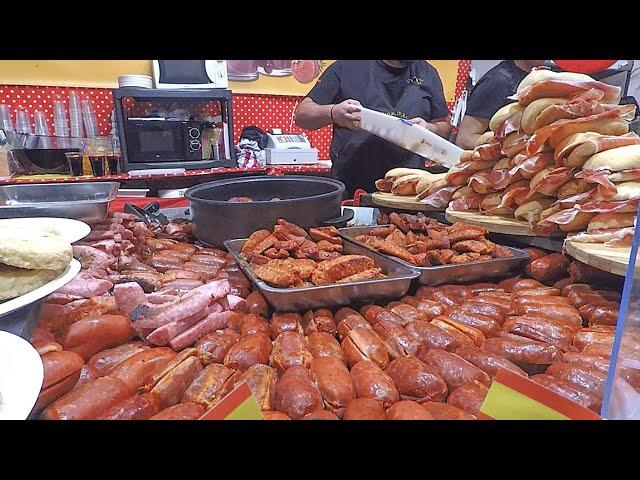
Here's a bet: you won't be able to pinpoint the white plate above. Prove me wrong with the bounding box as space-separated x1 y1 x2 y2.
0 330 44 420
0 218 91 244
0 259 81 317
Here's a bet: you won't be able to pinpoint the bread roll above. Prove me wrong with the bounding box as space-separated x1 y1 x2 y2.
521 98 566 135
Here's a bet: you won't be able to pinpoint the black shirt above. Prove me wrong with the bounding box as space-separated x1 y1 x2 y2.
306 60 449 195
465 60 529 120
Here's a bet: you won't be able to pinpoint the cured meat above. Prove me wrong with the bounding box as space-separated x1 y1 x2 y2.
418 186 459 209
468 171 499 195
509 152 554 179
526 105 635 154
515 78 622 106
527 167 575 198
449 194 483 211
555 132 640 167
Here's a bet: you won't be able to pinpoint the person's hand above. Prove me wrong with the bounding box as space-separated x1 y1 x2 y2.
409 117 437 133
331 99 362 130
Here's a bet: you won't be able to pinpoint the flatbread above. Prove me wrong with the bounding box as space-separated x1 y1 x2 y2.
0 264 60 301
0 226 72 271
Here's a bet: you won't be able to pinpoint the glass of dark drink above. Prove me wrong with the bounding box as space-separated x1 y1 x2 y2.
89 155 106 176
65 152 84 176
106 153 122 175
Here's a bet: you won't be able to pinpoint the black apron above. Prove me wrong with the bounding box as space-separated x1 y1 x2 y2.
331 62 436 196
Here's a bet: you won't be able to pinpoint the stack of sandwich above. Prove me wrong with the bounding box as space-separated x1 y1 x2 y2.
374 168 458 210
446 68 638 247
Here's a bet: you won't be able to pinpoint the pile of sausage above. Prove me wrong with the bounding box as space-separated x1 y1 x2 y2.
31 270 632 419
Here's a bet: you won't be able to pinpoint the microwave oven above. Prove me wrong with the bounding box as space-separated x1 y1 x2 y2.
152 60 228 89
125 118 207 163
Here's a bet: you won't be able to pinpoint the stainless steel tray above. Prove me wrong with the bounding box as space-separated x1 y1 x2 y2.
339 226 531 286
224 238 419 311
0 182 119 224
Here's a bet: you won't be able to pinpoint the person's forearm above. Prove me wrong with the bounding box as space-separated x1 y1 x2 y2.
431 121 452 139
294 102 334 130
455 130 481 149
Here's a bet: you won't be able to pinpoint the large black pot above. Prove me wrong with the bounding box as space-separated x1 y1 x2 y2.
185 176 353 247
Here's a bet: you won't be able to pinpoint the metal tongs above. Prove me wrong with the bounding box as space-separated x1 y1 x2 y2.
124 202 169 227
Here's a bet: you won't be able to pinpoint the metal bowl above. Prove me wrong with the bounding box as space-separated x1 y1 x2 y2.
186 176 352 247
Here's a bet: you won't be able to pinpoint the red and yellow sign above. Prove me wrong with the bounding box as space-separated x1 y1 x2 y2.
478 368 601 420
199 382 263 420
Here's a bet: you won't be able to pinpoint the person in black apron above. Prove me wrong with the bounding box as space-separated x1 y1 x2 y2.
455 60 545 149
294 60 451 197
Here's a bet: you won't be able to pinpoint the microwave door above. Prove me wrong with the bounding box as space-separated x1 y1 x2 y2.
127 121 183 163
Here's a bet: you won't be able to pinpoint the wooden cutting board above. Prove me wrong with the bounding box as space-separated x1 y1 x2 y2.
444 208 566 237
564 240 635 277
371 191 444 212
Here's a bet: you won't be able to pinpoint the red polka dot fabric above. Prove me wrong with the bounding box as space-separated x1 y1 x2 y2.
0 85 114 136
0 60 471 161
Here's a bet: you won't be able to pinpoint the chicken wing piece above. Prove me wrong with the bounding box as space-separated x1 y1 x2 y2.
386 229 407 248
426 249 456 265
413 253 431 267
446 223 489 242
452 240 494 255
264 248 290 259
253 264 297 287
309 227 342 245
370 225 396 237
317 240 344 253
366 236 417 265
337 268 383 283
276 218 308 237
389 212 410 233
293 240 319 259
316 255 376 282
450 252 482 264
491 244 514 258
266 259 317 280
241 230 271 258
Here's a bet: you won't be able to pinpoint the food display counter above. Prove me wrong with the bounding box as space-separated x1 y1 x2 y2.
2 66 639 421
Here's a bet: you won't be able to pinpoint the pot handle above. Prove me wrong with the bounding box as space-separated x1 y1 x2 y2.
322 208 355 227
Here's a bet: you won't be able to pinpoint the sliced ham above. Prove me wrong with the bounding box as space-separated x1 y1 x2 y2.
514 79 622 106
569 227 635 247
578 199 640 214
419 186 459 209
526 105 635 154
557 132 640 167
574 171 618 199
469 171 499 195
449 195 483 211
487 169 512 190
527 167 575 198
509 152 554 179
473 142 502 162
553 189 597 207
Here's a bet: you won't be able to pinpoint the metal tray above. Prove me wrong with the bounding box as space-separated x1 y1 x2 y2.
224 238 419 311
339 226 531 286
0 182 119 224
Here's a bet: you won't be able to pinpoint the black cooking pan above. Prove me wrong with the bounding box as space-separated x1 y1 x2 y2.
186 176 354 247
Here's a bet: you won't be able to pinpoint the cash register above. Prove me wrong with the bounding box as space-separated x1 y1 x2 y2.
264 129 319 165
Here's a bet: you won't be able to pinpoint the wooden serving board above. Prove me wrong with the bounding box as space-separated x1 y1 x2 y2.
445 208 551 237
564 240 635 277
371 191 444 212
